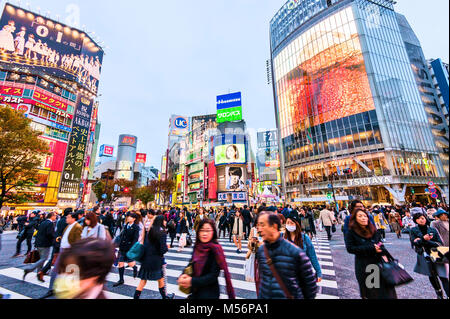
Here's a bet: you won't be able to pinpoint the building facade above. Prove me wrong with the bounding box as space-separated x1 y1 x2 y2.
270 0 449 206
0 3 103 212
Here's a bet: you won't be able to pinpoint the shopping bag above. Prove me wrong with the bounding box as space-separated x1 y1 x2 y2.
24 250 40 264
244 253 256 282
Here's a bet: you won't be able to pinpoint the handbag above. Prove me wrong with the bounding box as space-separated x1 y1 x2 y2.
24 249 40 264
179 262 194 295
186 234 193 247
263 245 294 299
126 242 144 262
378 250 413 287
332 224 337 233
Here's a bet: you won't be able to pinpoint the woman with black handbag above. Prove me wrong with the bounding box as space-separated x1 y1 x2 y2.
134 216 174 299
345 209 398 299
177 219 235 299
410 212 449 299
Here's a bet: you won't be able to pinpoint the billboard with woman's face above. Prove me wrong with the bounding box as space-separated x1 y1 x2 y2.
215 144 246 166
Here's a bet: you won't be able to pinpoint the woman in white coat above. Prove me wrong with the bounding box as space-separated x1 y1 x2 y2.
81 212 107 240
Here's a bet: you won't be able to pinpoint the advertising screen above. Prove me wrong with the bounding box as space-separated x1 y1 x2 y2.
0 4 104 95
59 95 93 199
225 167 246 191
274 7 375 139
215 144 246 166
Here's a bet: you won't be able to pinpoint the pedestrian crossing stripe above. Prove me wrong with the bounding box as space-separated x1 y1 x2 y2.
0 231 340 299
0 287 30 299
0 267 339 299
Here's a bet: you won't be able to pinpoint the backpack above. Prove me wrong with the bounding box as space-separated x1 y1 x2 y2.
168 219 176 230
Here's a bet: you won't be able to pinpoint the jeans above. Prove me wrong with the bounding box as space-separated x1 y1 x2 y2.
16 236 32 255
25 247 51 273
324 226 332 240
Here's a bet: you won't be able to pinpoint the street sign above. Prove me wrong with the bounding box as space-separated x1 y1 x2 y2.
428 181 435 187
431 193 439 199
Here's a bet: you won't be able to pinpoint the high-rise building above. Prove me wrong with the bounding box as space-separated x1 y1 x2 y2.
397 13 449 179
0 3 104 211
270 0 449 206
428 58 450 124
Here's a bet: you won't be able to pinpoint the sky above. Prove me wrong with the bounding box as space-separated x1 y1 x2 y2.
1 0 448 169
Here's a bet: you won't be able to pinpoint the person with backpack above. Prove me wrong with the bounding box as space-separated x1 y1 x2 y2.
167 216 177 248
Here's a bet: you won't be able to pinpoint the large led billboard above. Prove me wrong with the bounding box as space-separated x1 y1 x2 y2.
225 167 246 191
215 144 246 166
0 4 104 95
273 7 375 139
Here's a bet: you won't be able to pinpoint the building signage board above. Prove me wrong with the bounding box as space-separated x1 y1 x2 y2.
216 92 243 123
347 176 393 187
136 153 147 164
59 95 93 199
169 115 190 136
99 145 114 157
218 192 247 202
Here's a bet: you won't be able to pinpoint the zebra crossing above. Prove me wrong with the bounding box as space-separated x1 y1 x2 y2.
0 232 339 299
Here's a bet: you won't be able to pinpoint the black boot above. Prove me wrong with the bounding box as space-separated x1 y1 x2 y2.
159 287 167 299
134 290 142 300
133 266 138 279
113 267 125 287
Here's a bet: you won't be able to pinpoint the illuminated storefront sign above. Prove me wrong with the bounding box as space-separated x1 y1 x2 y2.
347 176 393 187
0 85 24 96
33 90 68 111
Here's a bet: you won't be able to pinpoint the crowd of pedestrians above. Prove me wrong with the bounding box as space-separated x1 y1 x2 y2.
0 201 448 300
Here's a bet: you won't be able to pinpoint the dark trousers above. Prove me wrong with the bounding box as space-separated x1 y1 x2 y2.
16 236 32 255
243 223 251 240
228 224 233 242
219 227 227 239
324 226 332 240
429 276 449 298
377 229 386 239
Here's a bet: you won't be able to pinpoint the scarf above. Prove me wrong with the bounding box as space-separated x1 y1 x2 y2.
192 242 235 299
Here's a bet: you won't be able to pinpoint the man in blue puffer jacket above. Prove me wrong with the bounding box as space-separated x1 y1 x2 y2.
255 212 318 299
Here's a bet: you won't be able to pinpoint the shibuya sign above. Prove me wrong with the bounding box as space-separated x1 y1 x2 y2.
347 176 393 187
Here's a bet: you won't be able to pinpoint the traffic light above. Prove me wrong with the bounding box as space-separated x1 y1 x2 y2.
411 188 415 195
327 192 333 200
123 187 130 194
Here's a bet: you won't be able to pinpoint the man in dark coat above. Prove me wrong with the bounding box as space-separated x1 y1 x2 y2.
241 205 252 240
41 208 72 276
23 212 57 282
255 212 318 299
12 211 39 257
